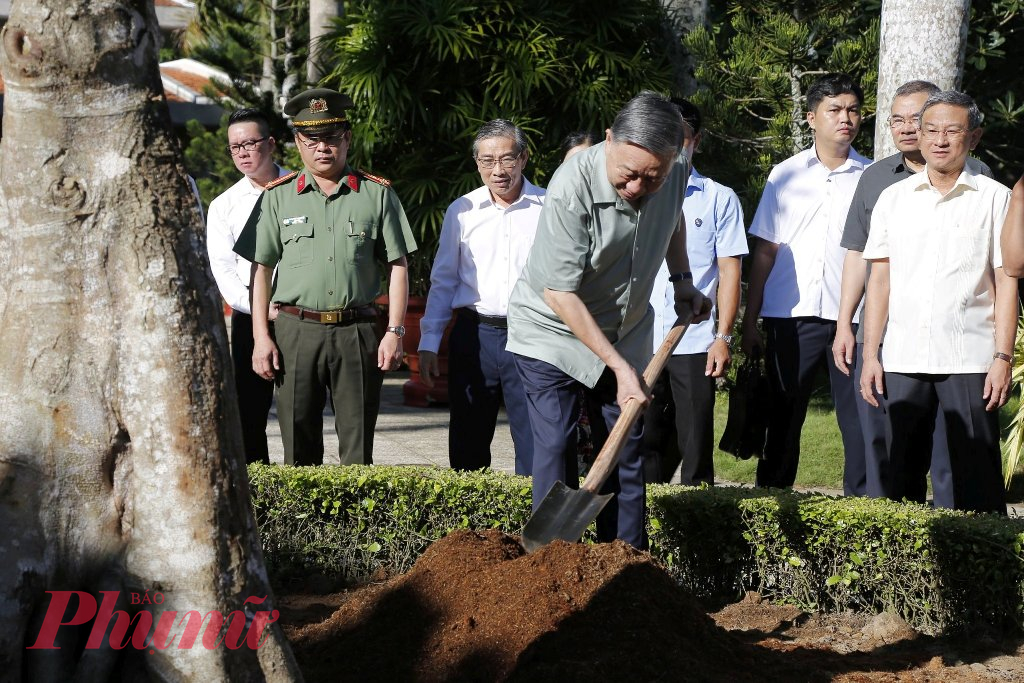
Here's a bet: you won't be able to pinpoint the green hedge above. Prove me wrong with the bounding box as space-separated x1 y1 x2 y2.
249 464 1024 635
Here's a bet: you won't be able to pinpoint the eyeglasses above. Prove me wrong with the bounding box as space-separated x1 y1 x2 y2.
475 153 522 170
920 127 969 141
886 115 920 129
297 132 347 149
226 137 268 155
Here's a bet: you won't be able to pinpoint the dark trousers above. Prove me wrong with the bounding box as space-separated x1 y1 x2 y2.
514 354 647 549
448 313 534 475
885 372 1005 514
854 344 953 506
642 354 715 485
756 317 864 493
273 314 383 466
231 311 274 464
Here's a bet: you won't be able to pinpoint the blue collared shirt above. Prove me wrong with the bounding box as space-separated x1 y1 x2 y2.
651 168 748 354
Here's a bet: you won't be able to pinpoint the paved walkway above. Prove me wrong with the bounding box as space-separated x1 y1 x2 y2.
266 370 518 472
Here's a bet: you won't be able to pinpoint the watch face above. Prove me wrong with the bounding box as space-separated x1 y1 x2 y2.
389 325 406 337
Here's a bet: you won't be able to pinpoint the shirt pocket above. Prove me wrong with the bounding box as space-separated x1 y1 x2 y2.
347 221 378 265
686 221 716 270
281 222 315 269
945 223 988 272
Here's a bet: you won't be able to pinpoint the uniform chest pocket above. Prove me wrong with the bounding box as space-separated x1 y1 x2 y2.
346 221 378 265
282 222 315 269
686 221 716 270
943 224 988 272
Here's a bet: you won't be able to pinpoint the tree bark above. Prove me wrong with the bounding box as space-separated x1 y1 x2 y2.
660 0 708 95
0 1 302 680
875 0 971 158
308 0 343 85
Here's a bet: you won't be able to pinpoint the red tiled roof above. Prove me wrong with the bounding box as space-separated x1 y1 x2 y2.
161 67 226 98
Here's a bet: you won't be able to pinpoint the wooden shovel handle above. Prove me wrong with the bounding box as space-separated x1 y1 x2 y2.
580 323 687 494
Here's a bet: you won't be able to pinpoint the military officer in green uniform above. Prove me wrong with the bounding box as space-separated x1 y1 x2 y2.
234 87 418 466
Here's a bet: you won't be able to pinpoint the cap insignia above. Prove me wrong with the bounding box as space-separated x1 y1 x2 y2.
309 98 329 114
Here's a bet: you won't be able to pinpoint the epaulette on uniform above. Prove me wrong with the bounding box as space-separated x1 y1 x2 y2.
265 171 299 190
358 169 392 187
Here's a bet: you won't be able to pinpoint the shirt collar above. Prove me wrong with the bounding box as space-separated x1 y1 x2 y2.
805 145 869 173
913 163 979 193
687 166 706 192
296 165 359 195
474 177 544 209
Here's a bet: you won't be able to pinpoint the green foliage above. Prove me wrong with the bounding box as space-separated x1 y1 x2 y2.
964 0 1024 183
249 465 1024 635
650 487 1024 635
683 0 880 213
324 0 677 294
248 464 534 585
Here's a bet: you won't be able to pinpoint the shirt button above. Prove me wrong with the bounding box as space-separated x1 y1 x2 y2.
328 290 334 295
328 256 334 262
327 226 333 232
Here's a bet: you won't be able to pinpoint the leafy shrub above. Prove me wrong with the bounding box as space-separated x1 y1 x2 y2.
250 465 1024 635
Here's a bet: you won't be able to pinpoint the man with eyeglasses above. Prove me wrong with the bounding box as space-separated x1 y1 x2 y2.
507 91 710 549
417 120 544 475
861 90 1015 514
832 81 993 506
234 88 417 466
742 73 869 493
206 108 290 464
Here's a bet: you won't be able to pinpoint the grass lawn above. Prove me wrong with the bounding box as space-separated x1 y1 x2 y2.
706 388 1024 501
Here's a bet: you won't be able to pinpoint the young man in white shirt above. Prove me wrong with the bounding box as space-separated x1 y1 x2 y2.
645 99 747 485
418 120 545 475
742 73 870 492
206 109 289 464
861 90 1015 514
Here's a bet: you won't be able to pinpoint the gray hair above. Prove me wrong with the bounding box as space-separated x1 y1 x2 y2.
609 91 685 158
920 90 983 129
892 80 940 100
472 119 528 157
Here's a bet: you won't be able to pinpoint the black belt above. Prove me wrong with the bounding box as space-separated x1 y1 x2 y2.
277 304 378 324
459 307 507 329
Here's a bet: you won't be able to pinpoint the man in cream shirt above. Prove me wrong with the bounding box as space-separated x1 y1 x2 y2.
860 90 1015 514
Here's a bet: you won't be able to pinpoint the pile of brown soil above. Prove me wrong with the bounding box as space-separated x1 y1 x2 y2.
284 529 795 682
283 529 1024 681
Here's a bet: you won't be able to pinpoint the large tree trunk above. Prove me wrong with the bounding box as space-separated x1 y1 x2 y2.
0 1 302 680
875 0 971 158
308 0 343 85
661 0 708 95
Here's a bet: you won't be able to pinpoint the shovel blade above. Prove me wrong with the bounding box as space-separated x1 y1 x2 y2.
520 481 614 553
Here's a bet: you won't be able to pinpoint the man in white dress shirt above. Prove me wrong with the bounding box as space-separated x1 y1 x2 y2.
206 108 289 464
644 98 747 485
418 120 545 474
861 90 1015 514
742 73 869 492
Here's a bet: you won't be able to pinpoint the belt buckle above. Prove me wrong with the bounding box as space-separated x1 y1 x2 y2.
321 311 338 323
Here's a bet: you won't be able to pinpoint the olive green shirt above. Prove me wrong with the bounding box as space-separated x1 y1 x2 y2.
506 142 689 387
234 166 417 310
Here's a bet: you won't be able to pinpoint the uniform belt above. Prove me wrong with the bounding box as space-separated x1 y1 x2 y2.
459 307 508 329
277 304 378 324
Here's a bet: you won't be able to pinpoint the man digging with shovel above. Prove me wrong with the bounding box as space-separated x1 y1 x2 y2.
507 91 710 551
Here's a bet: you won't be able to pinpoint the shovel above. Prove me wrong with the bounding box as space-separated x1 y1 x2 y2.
521 321 690 553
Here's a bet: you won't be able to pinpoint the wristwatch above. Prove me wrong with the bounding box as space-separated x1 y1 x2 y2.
714 332 733 348
668 271 693 283
387 325 406 338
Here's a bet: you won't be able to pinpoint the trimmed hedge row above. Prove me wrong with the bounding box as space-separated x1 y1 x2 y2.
248 464 1024 635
